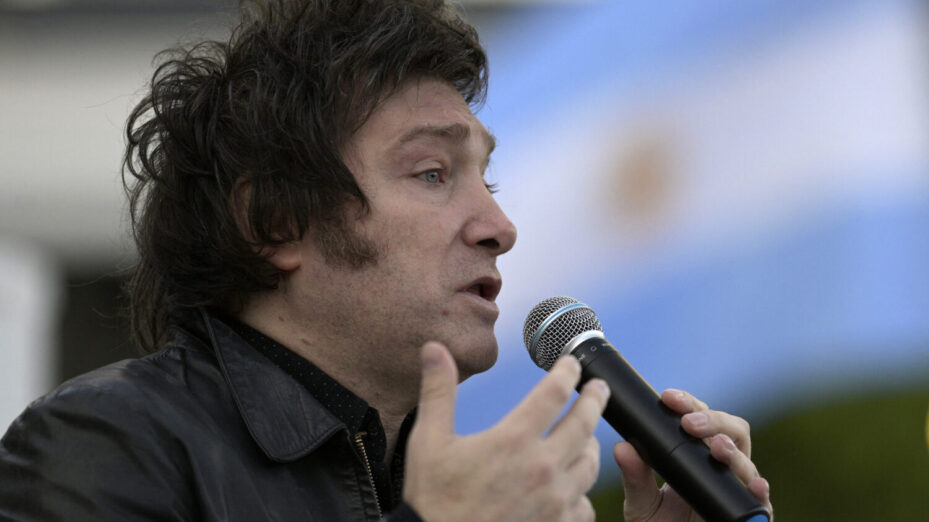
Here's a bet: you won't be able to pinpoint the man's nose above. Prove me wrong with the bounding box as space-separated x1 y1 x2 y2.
463 184 517 256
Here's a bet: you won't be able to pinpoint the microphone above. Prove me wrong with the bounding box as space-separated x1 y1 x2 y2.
523 296 770 522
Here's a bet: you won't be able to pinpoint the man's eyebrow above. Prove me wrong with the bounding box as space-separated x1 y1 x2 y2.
394 123 497 155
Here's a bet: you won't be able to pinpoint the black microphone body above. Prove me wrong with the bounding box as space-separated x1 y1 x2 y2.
524 297 769 522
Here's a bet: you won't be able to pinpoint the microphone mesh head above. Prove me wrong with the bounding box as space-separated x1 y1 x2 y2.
523 296 602 371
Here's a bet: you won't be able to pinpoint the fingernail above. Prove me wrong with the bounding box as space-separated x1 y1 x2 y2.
570 356 582 371
593 379 610 399
686 412 708 427
666 388 686 402
561 355 581 374
721 434 736 451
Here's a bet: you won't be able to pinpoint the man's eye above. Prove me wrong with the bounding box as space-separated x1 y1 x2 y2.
417 170 441 184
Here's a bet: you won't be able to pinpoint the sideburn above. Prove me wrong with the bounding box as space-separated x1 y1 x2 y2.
313 214 380 269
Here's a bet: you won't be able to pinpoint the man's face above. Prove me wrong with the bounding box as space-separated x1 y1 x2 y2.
285 78 517 383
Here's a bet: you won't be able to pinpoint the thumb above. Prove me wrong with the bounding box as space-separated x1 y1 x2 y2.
614 441 662 521
413 341 459 442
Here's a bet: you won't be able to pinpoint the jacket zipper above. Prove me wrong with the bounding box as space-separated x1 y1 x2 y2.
353 431 383 519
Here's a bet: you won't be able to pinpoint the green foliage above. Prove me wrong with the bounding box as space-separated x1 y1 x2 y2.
591 388 929 521
591 479 627 519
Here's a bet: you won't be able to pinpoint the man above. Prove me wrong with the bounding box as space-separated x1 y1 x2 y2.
0 1 772 520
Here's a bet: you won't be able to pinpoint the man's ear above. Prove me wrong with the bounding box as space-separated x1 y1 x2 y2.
231 177 303 273
262 241 302 272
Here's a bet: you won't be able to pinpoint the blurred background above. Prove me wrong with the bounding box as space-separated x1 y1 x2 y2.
1 0 928 519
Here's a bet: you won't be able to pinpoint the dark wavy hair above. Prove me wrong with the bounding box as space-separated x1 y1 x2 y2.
123 0 488 352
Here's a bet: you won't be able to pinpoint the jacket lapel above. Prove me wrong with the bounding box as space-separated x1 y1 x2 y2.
201 310 345 463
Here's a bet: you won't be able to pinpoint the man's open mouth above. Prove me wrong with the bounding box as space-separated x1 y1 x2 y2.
463 277 501 301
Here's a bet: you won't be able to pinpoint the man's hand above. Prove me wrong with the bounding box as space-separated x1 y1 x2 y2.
404 342 609 522
613 389 774 521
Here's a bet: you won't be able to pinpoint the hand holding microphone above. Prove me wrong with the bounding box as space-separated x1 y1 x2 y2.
524 296 772 522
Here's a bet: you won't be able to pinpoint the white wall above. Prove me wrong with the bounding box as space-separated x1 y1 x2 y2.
0 239 59 429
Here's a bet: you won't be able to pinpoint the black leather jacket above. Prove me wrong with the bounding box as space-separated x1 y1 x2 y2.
0 311 416 521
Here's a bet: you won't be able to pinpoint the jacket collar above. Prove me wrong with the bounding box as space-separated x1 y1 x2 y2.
198 309 346 463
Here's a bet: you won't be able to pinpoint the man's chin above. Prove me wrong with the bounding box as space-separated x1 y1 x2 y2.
452 342 498 383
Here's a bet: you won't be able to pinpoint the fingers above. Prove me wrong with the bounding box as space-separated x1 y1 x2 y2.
546 378 609 461
747 476 774 518
500 356 584 436
563 435 601 495
552 439 600 522
664 389 752 456
663 389 773 517
709 434 772 515
712 433 774 516
612 441 661 520
709 434 759 483
562 495 595 522
660 388 708 414
414 342 459 443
